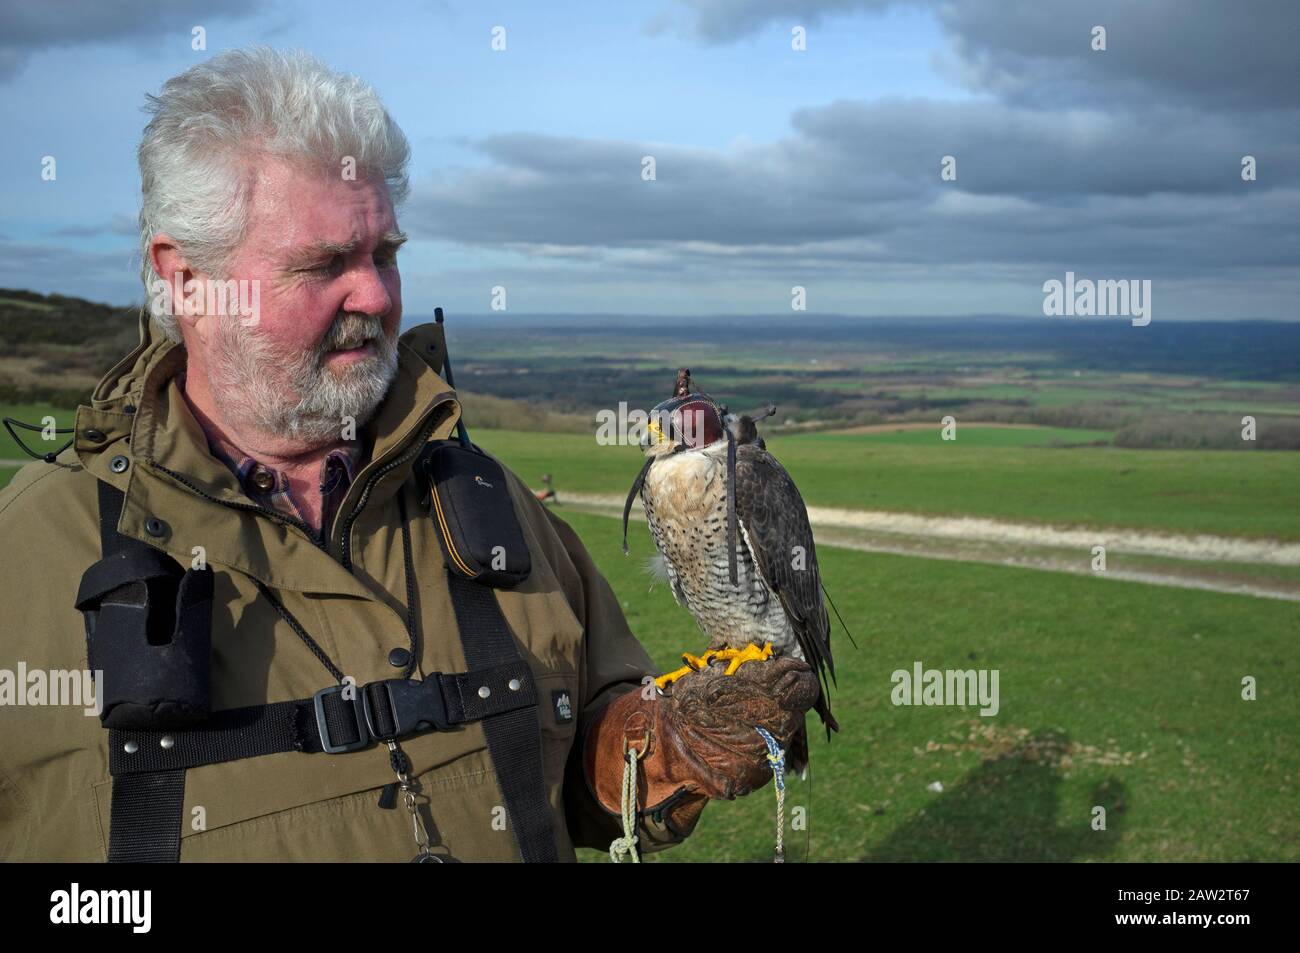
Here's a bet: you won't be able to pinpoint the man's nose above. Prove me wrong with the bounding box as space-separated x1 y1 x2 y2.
343 262 394 317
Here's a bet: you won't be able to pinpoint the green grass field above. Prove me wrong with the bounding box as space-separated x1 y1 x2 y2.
833 426 1114 446
0 402 77 463
560 505 1299 862
472 427 1300 540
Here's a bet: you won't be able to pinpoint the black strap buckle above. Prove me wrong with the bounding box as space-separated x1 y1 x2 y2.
312 684 371 754
362 677 451 742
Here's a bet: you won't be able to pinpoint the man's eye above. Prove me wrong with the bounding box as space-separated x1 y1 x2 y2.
374 250 398 268
304 255 343 275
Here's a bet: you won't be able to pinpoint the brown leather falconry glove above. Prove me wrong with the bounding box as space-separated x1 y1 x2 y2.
584 656 820 839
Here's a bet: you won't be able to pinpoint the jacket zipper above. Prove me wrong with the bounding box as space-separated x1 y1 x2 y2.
340 415 441 572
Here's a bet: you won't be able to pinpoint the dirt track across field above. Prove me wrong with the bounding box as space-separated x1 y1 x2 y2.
816 421 1048 435
550 491 1300 602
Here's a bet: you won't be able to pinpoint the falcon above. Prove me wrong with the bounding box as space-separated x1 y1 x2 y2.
621 370 840 750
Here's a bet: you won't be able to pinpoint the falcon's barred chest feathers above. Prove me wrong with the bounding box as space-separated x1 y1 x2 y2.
622 370 840 749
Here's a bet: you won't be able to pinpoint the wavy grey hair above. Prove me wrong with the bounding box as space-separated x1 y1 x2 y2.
138 47 410 342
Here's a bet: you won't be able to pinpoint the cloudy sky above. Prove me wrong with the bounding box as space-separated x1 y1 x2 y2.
1 0 1296 320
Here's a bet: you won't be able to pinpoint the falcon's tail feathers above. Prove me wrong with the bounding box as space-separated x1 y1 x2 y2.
814 691 839 742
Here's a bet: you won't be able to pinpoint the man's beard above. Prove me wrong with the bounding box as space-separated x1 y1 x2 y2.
208 312 400 445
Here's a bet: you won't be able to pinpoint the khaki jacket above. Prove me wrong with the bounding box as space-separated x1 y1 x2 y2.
0 313 684 861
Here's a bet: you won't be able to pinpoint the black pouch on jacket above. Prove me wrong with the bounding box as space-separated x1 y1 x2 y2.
75 545 214 730
421 440 532 589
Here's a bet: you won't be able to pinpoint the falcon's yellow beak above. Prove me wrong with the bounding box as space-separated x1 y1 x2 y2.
642 417 670 451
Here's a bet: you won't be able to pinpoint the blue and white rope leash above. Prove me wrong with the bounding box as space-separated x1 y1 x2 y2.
754 726 786 863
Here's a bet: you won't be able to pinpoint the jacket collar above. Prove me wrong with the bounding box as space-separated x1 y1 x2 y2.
73 311 462 593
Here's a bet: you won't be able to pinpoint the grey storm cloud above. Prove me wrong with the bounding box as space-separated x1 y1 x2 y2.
789 99 1300 197
409 132 912 248
401 0 1299 296
654 0 1300 111
933 0 1300 111
404 105 1298 278
646 0 895 44
0 0 264 81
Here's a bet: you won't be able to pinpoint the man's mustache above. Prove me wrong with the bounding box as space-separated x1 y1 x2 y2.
320 314 386 353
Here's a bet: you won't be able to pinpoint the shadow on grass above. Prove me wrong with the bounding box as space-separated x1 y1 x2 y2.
862 728 1128 862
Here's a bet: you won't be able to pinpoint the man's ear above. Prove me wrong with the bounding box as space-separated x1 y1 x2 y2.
149 234 202 333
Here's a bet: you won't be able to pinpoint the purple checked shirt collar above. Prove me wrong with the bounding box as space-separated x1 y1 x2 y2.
203 430 367 539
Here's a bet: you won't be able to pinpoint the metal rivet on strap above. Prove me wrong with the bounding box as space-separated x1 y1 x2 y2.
508 678 521 691
123 741 139 754
109 455 129 473
144 517 166 537
477 685 491 699
85 428 106 443
160 736 175 749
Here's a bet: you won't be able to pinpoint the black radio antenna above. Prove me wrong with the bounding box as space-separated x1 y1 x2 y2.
434 306 472 448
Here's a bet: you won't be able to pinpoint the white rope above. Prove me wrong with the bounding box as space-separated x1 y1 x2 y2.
609 747 643 863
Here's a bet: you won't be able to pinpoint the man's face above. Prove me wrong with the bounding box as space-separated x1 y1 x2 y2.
195 157 406 445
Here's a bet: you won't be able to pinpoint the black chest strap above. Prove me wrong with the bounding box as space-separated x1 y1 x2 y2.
90 479 558 863
443 571 558 862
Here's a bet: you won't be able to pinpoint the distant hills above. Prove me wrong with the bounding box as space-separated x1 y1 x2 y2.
2 289 1296 448
0 289 586 432
0 288 138 405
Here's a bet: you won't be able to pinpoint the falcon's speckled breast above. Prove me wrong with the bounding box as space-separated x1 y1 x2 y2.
641 444 801 657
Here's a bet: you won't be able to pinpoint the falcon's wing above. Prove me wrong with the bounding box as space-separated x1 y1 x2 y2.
732 444 836 700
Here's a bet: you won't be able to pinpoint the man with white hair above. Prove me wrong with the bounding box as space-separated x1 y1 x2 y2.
0 48 817 862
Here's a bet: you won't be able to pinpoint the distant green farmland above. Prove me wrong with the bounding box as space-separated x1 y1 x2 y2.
830 426 1113 446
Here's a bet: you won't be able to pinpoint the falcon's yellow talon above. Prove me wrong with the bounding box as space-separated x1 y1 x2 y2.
680 649 717 670
720 642 774 675
657 644 774 686
656 647 720 689
655 665 694 689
